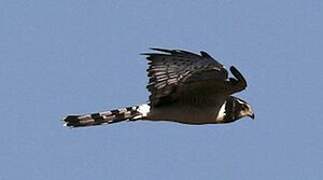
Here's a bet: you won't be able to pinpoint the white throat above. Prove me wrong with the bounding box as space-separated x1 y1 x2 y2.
216 101 227 121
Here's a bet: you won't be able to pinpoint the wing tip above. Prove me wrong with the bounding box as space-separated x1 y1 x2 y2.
140 48 174 59
200 51 211 58
229 65 248 87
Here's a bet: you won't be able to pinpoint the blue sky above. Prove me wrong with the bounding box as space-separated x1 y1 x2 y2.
1 0 322 179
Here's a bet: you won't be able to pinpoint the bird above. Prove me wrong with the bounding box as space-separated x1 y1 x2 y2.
63 48 254 128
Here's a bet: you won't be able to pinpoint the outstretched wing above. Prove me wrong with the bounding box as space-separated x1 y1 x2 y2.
143 48 246 106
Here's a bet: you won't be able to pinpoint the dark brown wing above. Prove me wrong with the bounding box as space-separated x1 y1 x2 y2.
142 48 246 106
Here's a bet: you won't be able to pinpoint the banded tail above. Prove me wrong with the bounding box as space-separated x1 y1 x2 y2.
63 104 150 128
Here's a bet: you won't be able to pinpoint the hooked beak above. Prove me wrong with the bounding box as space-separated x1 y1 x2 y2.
246 104 255 120
249 113 255 120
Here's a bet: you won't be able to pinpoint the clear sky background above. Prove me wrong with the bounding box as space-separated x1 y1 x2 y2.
1 0 322 179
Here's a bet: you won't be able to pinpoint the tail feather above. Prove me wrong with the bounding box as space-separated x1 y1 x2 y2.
63 104 150 128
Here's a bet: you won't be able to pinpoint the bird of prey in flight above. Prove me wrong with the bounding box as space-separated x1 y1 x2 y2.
63 48 254 127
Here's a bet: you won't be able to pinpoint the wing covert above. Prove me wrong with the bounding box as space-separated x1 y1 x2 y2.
143 48 228 106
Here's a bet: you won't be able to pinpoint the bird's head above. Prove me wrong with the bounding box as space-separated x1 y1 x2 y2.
234 97 255 120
